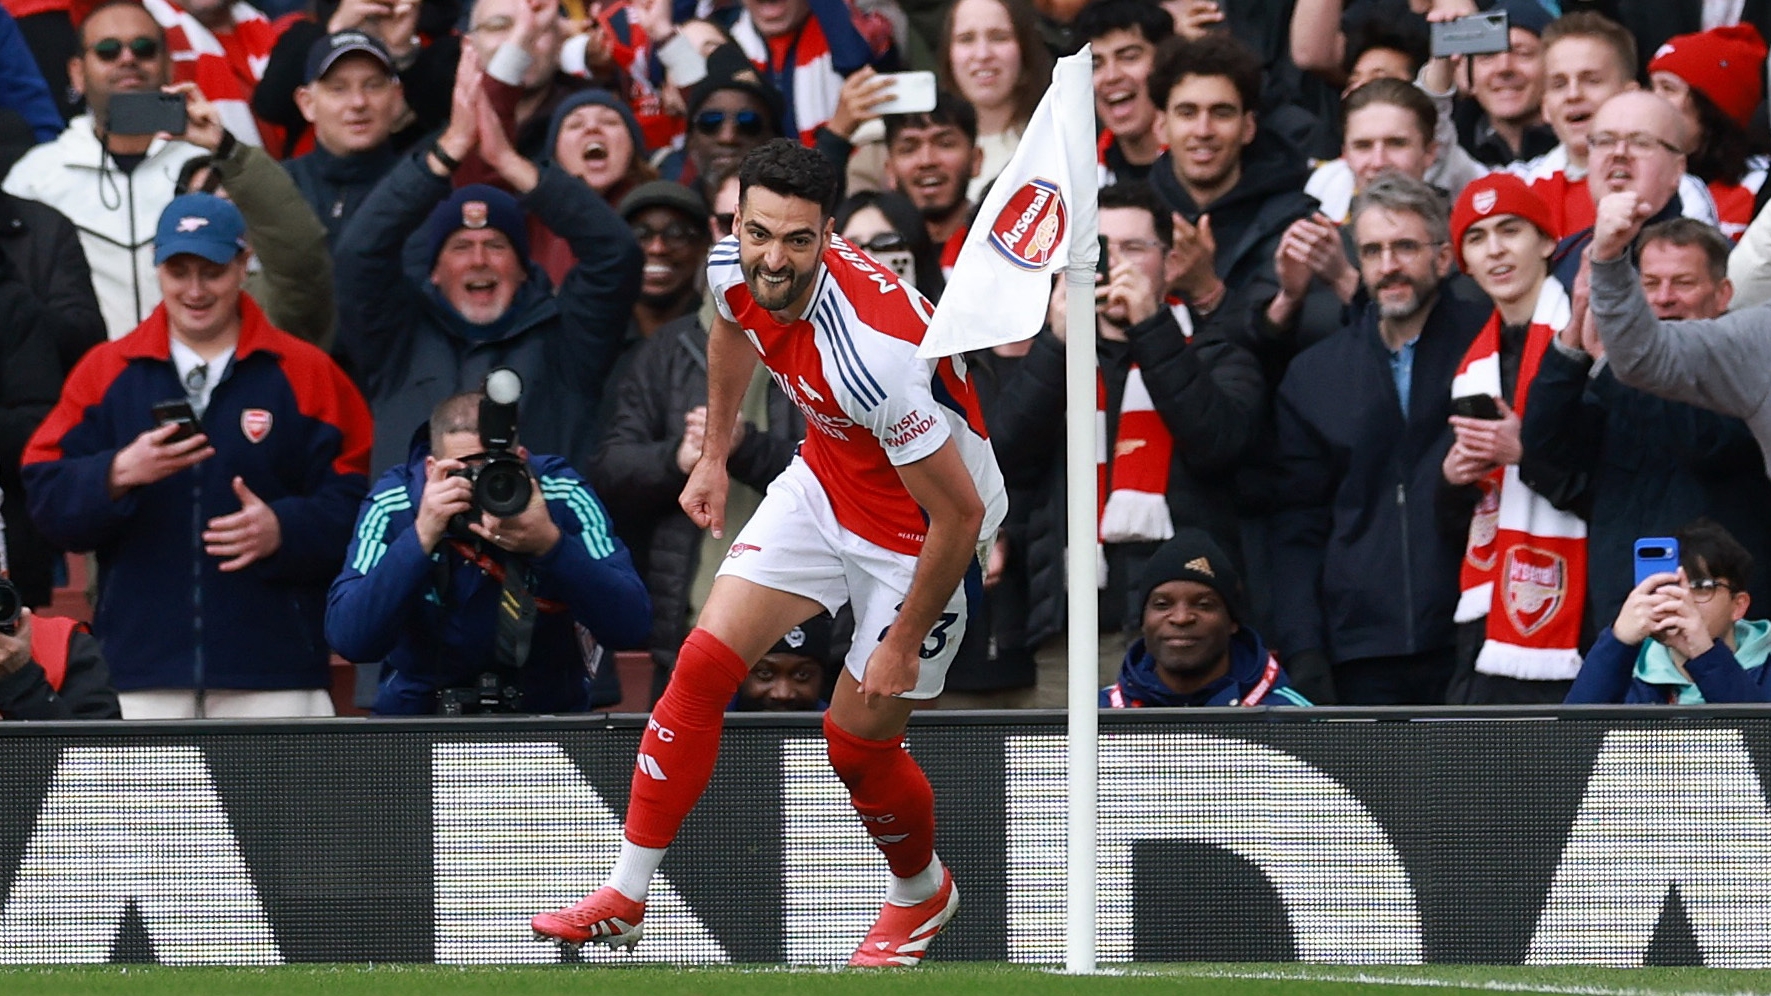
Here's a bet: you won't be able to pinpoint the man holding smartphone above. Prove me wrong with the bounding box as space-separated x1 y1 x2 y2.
21 192 373 719
3 0 203 339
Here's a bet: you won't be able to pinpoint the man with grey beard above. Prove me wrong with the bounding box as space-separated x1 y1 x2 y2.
1269 171 1493 706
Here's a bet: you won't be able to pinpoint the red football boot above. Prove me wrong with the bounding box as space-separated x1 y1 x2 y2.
531 886 645 951
847 867 959 968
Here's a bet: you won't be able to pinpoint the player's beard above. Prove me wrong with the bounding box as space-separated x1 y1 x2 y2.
745 259 815 312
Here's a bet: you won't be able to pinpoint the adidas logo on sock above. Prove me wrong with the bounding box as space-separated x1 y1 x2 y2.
636 753 668 781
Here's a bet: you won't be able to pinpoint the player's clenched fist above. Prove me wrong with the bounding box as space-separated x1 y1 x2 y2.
680 456 730 538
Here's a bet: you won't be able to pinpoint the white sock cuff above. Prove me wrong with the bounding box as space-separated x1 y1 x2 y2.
885 852 943 907
609 839 668 902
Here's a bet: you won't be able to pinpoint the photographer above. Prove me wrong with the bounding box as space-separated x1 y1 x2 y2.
326 387 650 715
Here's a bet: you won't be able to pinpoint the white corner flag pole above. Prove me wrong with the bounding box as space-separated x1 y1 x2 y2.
909 48 1099 968
1056 48 1101 976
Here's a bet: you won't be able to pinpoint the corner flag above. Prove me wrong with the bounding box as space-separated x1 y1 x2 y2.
916 47 1099 358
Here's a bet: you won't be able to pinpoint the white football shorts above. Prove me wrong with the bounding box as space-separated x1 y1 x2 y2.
715 457 979 699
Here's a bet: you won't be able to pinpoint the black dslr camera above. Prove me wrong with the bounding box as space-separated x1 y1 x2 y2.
448 368 533 538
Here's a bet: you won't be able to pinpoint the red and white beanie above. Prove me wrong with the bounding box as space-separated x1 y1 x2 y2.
1648 23 1768 132
1450 173 1556 269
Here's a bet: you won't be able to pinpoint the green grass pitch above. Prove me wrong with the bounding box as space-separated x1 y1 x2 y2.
7 964 1771 996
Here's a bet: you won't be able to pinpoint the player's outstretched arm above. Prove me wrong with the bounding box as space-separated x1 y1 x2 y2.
858 439 986 704
681 313 759 538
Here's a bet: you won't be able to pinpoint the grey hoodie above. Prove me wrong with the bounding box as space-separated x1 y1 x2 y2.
1590 252 1771 478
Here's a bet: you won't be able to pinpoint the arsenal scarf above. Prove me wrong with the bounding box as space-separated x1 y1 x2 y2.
1097 365 1175 546
1451 276 1587 681
143 0 282 151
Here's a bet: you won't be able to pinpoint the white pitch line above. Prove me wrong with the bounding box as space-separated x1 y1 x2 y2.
1147 966 1771 996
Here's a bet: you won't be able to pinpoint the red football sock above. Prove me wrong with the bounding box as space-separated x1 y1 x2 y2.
623 628 749 849
823 712 936 879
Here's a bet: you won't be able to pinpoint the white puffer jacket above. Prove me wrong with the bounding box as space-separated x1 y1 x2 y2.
2 116 203 339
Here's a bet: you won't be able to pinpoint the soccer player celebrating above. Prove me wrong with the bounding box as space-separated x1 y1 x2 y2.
531 139 1006 967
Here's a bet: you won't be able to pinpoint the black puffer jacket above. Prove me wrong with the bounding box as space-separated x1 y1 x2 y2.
1148 128 1320 305
990 303 1267 637
591 314 804 679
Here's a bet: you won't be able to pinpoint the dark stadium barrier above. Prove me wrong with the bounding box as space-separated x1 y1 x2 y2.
2 707 1769 967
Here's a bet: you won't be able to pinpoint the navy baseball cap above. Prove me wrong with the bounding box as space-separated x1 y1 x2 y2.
305 30 395 84
154 193 248 265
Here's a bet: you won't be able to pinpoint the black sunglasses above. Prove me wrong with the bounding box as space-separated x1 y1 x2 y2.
90 36 160 62
855 233 909 254
693 109 765 138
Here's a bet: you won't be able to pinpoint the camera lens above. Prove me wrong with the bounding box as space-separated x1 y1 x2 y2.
476 458 532 517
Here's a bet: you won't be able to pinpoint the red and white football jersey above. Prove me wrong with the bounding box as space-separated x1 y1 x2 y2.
708 234 1007 557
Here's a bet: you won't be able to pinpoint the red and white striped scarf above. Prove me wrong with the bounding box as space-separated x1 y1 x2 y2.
143 0 282 151
1096 365 1174 545
1451 276 1587 681
732 11 835 145
1710 159 1768 242
1094 306 1196 575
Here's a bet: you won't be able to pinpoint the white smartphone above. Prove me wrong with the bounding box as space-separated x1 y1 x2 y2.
871 71 938 116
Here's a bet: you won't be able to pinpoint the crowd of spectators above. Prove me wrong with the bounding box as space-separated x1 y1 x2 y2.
4 0 1771 718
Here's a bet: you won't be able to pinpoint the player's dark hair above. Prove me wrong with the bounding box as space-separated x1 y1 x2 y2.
1147 33 1263 117
884 89 979 147
1678 517 1754 590
1098 181 1172 246
738 138 840 218
1639 217 1732 282
1341 77 1437 144
1072 0 1173 48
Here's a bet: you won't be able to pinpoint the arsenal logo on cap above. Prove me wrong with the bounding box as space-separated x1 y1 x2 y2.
1473 189 1498 215
461 201 489 229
